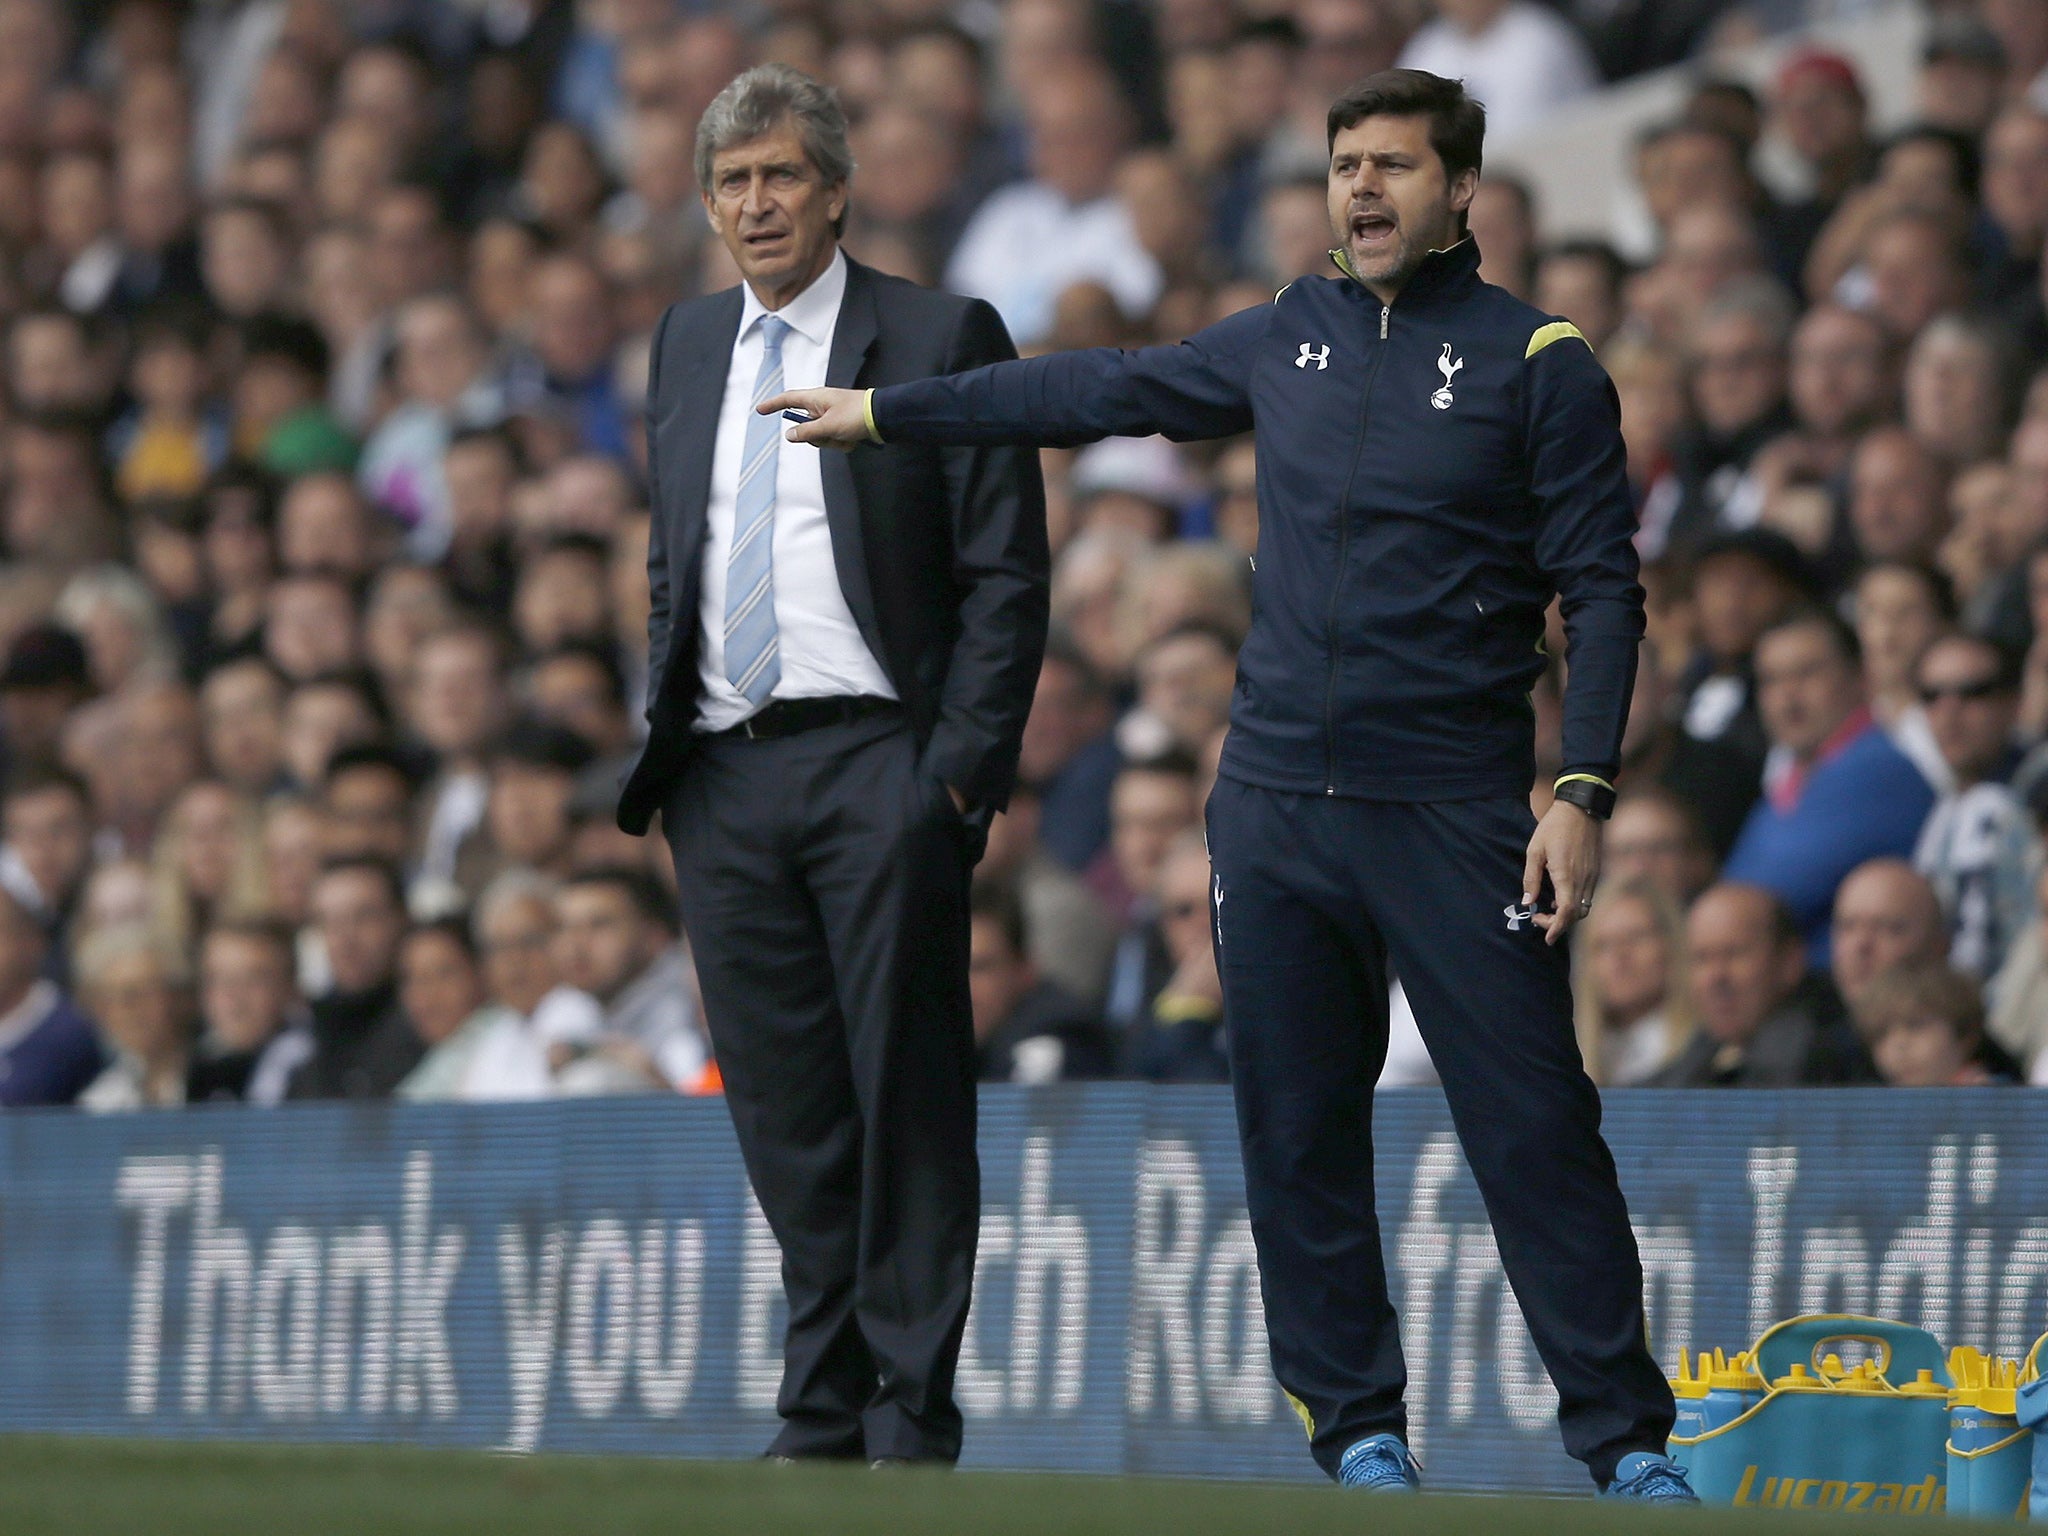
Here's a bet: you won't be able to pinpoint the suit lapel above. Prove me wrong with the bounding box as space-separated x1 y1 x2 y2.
666 287 744 581
823 259 884 655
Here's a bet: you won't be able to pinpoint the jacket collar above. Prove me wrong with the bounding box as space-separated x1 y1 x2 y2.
1328 234 1485 307
738 247 848 348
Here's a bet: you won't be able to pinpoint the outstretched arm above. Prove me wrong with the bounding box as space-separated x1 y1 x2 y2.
766 300 1268 450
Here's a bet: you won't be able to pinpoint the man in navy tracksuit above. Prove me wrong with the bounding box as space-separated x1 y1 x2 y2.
768 70 1692 1501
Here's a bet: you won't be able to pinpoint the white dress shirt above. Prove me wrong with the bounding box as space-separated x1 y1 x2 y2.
694 250 897 732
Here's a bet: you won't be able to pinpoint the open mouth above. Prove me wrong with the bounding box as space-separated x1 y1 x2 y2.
1350 209 1397 247
742 228 789 251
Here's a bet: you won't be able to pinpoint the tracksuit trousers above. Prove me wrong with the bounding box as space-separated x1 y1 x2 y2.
1204 776 1675 1486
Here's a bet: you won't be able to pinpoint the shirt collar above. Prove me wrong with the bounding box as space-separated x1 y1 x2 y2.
739 247 846 348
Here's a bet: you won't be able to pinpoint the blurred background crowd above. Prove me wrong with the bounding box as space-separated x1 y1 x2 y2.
0 0 2037 1112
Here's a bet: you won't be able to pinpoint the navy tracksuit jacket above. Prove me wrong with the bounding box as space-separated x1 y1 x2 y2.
876 237 1644 801
874 238 1672 1484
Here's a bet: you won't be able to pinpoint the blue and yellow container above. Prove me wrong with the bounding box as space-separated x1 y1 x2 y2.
1947 1347 2030 1520
2013 1333 2048 1521
1667 1315 1952 1512
1672 1348 1765 1440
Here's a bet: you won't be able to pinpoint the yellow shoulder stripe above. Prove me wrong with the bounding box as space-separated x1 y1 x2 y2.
1274 282 1292 303
1526 320 1587 360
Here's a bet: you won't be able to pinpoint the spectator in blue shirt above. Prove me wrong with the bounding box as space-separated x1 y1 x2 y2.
505 254 627 461
0 884 101 1106
1725 610 1937 964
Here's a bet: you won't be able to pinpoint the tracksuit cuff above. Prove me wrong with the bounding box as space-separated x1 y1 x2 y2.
862 388 883 444
1554 772 1615 793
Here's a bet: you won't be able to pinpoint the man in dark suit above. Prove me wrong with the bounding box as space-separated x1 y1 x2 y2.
615 64 1047 1466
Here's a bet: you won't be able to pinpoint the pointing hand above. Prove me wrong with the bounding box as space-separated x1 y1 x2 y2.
759 387 873 449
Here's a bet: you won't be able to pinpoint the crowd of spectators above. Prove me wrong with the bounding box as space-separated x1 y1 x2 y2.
0 0 2044 1112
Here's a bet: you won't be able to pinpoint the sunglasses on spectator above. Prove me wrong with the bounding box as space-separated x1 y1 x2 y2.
1918 676 2007 704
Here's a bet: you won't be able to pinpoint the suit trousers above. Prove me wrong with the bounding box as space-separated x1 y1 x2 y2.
663 709 979 1461
1204 776 1675 1486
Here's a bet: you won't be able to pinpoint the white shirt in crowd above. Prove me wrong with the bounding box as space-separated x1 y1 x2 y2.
693 248 897 732
944 183 1163 348
1396 2 1599 140
1376 981 1439 1089
1914 780 2036 983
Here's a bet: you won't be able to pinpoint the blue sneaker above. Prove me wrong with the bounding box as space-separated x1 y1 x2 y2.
1337 1434 1421 1491
1602 1452 1700 1503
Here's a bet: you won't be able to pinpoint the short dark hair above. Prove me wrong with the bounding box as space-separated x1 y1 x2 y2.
1688 77 1760 117
316 854 407 913
491 717 596 774
564 864 676 930
1 764 90 812
1039 633 1109 701
201 916 297 964
295 669 391 729
1119 747 1200 783
1882 123 1980 202
1855 559 1957 625
897 19 986 75
535 641 627 709
421 615 512 672
1759 606 1861 670
970 877 1029 958
1234 15 1304 51
1539 239 1629 293
201 921 299 991
133 299 215 355
535 532 611 566
206 194 293 248
202 463 281 531
404 915 477 963
202 651 288 695
1326 69 1485 182
240 312 331 382
448 422 526 474
324 742 415 792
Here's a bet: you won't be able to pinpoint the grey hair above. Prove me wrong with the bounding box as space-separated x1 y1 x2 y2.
472 868 560 943
1912 310 2002 362
694 64 855 217
1694 274 1798 349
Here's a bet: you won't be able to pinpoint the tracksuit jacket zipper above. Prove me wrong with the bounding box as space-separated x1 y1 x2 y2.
1322 292 1392 794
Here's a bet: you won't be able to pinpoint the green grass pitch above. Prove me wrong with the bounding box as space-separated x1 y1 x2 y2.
0 1436 1970 1534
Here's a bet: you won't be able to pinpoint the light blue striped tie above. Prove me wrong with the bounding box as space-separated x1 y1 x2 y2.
725 314 790 708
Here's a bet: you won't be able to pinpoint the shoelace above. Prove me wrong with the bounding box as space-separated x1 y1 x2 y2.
1340 1444 1420 1487
1612 1462 1696 1500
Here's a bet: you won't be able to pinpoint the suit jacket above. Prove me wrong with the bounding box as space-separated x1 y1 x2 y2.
617 256 1048 836
1647 999 1873 1088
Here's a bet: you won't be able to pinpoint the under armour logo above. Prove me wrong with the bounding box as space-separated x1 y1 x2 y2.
1503 903 1535 931
1431 343 1465 409
1296 342 1329 370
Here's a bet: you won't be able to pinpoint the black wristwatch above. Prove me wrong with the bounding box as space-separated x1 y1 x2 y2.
1553 774 1617 820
